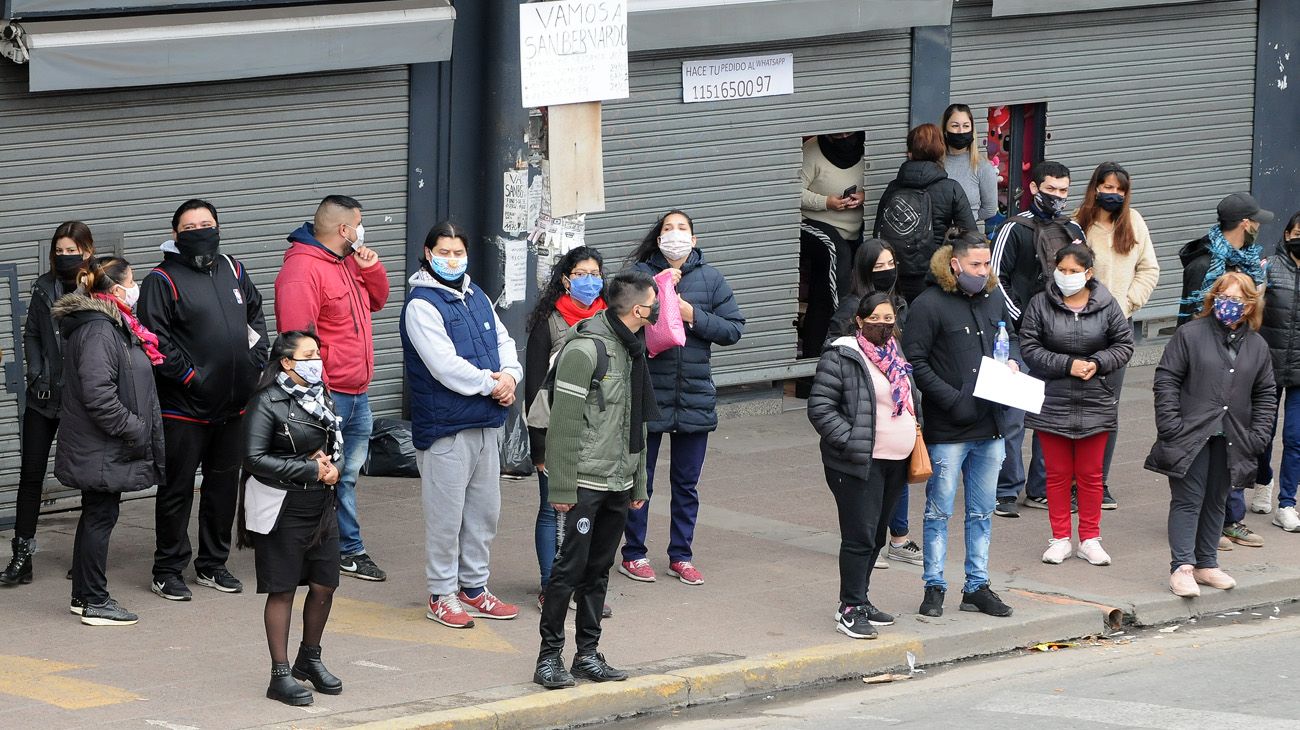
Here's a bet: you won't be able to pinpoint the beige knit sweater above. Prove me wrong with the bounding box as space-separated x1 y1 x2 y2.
799 137 867 239
1085 208 1161 318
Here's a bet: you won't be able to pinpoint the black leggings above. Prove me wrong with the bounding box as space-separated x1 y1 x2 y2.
14 408 59 539
826 458 908 607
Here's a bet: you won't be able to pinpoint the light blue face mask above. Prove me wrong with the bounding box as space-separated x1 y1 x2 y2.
429 255 467 280
568 274 604 307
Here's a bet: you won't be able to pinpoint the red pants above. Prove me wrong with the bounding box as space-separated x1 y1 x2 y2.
1038 431 1108 540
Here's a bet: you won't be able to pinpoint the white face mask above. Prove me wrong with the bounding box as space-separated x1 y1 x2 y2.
348 223 365 251
658 229 694 260
1054 270 1088 297
119 284 140 310
292 358 325 384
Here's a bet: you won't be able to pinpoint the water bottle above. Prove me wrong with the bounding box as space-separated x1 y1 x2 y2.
994 321 1010 364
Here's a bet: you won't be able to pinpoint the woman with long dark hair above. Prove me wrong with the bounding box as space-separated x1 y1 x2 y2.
618 210 745 586
2 222 95 587
239 330 344 706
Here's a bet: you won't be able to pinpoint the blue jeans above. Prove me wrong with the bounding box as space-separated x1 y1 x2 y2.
535 469 559 587
996 409 1027 501
923 439 1004 593
1279 387 1300 508
623 431 709 563
1026 432 1047 500
331 391 373 557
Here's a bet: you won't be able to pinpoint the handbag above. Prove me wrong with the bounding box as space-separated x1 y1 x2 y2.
645 269 687 357
907 426 932 484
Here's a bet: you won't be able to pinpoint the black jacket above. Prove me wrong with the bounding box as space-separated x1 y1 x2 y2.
1261 242 1300 388
873 160 977 280
242 386 340 490
52 294 165 493
22 273 75 418
633 249 745 433
808 336 921 476
1145 316 1276 487
1020 280 1135 439
991 211 1087 323
136 251 269 423
901 244 1022 445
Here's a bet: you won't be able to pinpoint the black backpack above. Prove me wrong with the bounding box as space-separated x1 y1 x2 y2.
1018 216 1080 284
876 185 935 272
525 336 609 430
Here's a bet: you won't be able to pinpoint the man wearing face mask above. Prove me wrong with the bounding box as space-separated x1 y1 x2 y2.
137 199 269 601
276 195 391 582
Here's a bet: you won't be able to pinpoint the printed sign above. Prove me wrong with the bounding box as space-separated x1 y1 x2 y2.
681 53 794 104
519 1 629 108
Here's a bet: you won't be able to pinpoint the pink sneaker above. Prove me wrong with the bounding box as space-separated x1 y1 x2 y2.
668 561 704 585
618 559 656 582
426 594 475 628
457 588 519 620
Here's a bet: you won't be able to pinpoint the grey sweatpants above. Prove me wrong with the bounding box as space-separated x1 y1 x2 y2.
418 427 502 597
1167 436 1229 573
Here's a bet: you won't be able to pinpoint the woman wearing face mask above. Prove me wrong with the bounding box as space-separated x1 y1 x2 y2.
619 211 745 586
941 104 999 226
238 330 344 706
809 292 919 639
523 246 613 615
1019 245 1134 566
1072 162 1159 510
800 131 867 358
1254 212 1300 528
53 257 165 625
2 222 96 587
1147 272 1275 596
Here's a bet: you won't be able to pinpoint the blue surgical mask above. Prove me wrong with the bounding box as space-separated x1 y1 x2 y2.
568 274 603 307
429 255 467 280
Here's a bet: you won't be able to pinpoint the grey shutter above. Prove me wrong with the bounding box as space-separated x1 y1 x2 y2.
0 64 409 517
587 33 913 386
951 0 1258 321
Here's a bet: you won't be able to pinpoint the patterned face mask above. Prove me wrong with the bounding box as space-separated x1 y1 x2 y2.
1213 296 1245 327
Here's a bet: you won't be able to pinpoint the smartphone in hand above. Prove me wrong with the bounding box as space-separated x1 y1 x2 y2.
842 185 859 198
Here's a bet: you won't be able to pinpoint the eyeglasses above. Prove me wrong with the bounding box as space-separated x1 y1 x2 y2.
1215 295 1245 305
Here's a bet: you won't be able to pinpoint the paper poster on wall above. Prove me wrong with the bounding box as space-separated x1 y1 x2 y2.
503 170 529 234
499 237 529 308
527 174 544 230
519 1 628 108
681 53 794 104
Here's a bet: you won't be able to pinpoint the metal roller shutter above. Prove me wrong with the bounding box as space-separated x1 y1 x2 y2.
587 32 913 386
0 64 409 518
951 0 1258 322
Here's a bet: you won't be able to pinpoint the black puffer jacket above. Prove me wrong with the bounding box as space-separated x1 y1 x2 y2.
22 273 74 418
1260 242 1300 388
1020 280 1134 439
873 160 977 281
242 385 340 490
52 294 165 493
808 336 921 476
1145 316 1276 487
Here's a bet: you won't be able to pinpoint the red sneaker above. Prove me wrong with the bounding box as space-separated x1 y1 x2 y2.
668 561 704 585
426 594 475 628
458 588 519 620
618 559 656 582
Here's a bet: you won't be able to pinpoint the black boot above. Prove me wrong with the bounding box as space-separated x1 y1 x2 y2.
267 662 313 706
0 537 33 587
292 644 342 695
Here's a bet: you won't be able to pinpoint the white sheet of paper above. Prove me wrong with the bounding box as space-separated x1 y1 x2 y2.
243 476 287 534
247 325 261 349
502 237 528 305
973 356 1045 414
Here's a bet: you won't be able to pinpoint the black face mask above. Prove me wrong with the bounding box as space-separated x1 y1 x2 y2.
944 131 974 151
53 253 84 279
870 268 898 293
175 227 221 270
1286 239 1300 258
641 301 661 326
1096 192 1125 213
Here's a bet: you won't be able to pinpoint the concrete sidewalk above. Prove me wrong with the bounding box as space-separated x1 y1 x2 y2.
3 363 1299 730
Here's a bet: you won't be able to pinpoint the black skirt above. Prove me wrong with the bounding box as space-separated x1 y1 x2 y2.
251 488 340 594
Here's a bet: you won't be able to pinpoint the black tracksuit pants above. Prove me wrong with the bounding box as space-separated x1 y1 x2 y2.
538 486 631 660
153 417 242 579
72 490 123 605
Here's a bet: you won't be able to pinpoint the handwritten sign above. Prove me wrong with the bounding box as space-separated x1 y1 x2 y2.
503 170 529 234
520 0 628 108
682 53 794 104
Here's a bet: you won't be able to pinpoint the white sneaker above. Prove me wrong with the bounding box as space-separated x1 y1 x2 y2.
1251 481 1275 514
1273 505 1300 532
1076 538 1112 566
1042 538 1073 564
874 555 889 570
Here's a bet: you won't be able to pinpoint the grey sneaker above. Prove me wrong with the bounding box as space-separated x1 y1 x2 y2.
1023 495 1049 510
1101 486 1118 510
81 598 138 626
341 553 387 581
1252 481 1275 514
887 540 923 566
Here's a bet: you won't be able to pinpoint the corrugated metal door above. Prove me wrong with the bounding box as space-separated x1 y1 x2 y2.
0 64 410 518
951 0 1258 321
587 32 913 386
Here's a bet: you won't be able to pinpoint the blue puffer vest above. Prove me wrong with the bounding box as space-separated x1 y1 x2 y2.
400 282 506 449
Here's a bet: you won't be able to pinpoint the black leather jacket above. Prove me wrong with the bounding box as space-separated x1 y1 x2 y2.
242 386 340 490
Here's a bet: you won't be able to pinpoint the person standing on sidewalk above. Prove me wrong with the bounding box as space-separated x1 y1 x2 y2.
902 230 1017 619
1256 212 1300 530
402 222 522 629
137 199 268 600
276 195 391 581
239 330 344 707
534 272 659 689
1148 272 1275 597
1175 193 1272 548
619 211 745 587
1019 244 1134 566
2 222 94 587
809 292 919 639
941 104 999 228
799 132 866 356
56 257 165 625
1073 162 1160 510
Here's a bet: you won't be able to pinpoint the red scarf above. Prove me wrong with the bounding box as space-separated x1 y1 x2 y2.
95 293 165 365
856 332 914 417
555 294 607 326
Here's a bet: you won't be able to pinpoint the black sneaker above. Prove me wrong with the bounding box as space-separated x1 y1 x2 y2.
835 605 878 639
341 553 387 581
864 603 895 626
69 597 85 616
1101 486 1118 510
533 655 575 689
919 585 945 617
571 652 629 682
1023 496 1049 510
195 566 243 593
960 584 1014 617
994 497 1020 518
81 598 138 626
151 575 192 601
